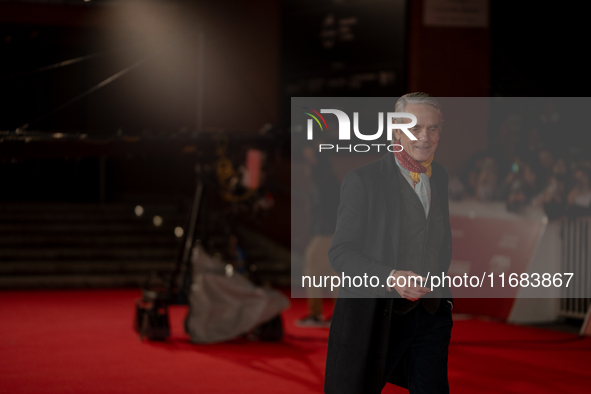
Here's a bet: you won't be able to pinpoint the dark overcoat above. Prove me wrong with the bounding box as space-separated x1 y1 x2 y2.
324 152 453 394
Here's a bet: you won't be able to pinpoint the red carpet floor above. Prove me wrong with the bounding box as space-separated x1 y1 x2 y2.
1 290 590 393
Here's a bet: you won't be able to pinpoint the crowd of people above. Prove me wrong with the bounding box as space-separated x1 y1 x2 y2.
449 107 591 220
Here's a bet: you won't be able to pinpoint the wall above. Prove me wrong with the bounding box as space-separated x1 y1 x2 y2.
407 0 490 174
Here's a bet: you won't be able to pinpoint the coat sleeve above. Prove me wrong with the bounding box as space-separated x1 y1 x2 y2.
328 170 393 296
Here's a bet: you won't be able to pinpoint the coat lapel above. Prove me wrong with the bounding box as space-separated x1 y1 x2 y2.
380 153 401 268
398 172 426 217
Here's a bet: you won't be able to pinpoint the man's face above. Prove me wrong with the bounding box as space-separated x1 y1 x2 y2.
394 103 441 162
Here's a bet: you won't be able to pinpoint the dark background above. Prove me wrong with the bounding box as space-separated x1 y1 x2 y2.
0 0 587 238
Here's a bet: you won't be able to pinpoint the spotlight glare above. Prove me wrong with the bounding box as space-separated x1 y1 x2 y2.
174 227 184 238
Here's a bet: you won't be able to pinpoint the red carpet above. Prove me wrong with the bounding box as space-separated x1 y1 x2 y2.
1 290 590 393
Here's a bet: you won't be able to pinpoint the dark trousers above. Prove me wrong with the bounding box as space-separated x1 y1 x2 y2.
381 301 453 393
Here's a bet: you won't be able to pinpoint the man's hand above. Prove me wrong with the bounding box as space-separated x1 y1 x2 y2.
386 270 431 301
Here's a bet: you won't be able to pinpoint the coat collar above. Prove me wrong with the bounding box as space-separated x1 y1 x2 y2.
380 151 399 176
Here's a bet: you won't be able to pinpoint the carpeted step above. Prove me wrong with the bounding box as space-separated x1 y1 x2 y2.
0 234 178 247
0 203 185 288
0 247 176 260
0 260 176 275
0 274 151 288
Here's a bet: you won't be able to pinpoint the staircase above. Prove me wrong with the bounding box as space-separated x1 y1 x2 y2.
0 203 185 288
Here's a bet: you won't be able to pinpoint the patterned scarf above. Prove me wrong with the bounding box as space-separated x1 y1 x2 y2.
393 140 434 183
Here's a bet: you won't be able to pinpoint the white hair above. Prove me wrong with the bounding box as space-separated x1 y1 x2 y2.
392 92 443 143
394 92 442 115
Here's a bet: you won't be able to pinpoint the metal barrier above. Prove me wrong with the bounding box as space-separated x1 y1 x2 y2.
561 216 591 318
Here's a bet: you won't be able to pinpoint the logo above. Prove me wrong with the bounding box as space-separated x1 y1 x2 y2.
303 109 418 153
302 107 329 133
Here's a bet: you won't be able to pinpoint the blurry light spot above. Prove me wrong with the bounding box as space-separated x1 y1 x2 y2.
53 133 64 139
153 215 163 226
174 227 184 238
225 264 234 277
135 205 144 216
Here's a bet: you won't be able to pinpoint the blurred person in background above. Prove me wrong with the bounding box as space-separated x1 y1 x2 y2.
536 156 569 219
498 152 538 212
567 166 591 217
461 153 486 198
296 145 340 327
447 174 466 201
528 148 555 206
474 155 499 201
537 149 555 182
456 150 501 202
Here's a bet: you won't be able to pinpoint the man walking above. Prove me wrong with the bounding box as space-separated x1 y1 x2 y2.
324 93 454 393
